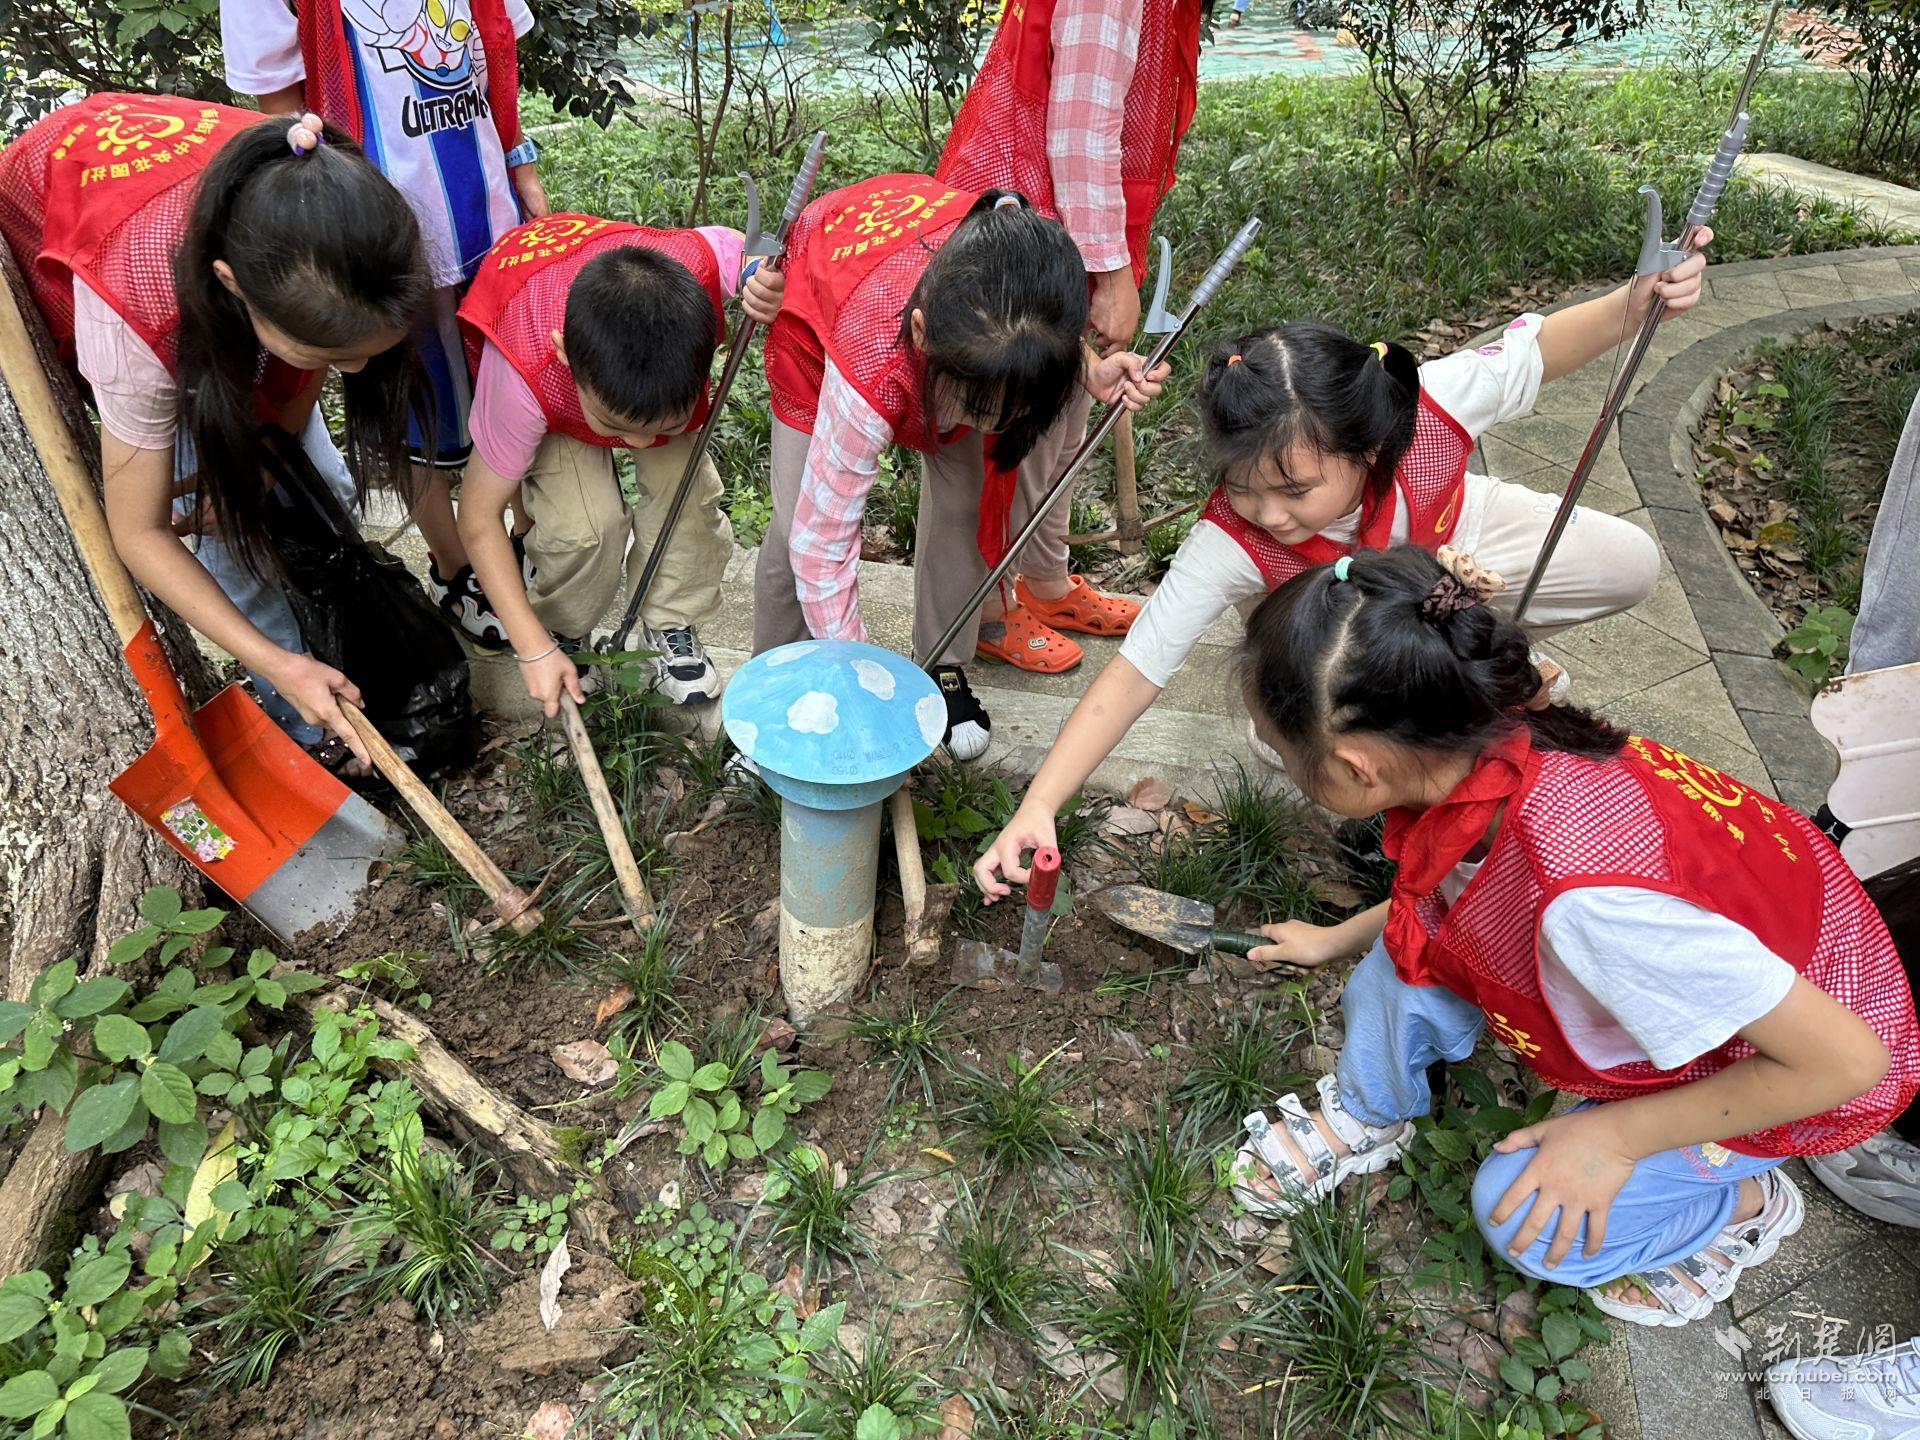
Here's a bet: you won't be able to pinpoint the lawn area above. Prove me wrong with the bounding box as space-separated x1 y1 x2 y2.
533 67 1911 557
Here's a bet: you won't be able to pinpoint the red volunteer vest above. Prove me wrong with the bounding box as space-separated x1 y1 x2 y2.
296 0 521 154
1392 737 1919 1157
0 94 311 406
764 175 980 446
936 0 1204 282
1201 392 1474 589
458 213 727 451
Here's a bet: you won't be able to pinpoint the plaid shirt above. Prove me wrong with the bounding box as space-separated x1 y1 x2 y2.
790 361 894 641
1049 0 1141 275
788 0 1139 636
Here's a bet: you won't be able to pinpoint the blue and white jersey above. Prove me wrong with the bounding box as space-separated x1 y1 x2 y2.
222 0 534 286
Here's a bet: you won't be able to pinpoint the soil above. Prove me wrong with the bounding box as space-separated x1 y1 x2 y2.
1693 313 1920 632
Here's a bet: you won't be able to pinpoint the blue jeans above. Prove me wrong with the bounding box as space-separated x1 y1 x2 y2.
1335 940 1781 1285
180 409 358 746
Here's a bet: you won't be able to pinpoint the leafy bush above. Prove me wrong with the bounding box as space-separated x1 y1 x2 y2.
1782 604 1854 682
0 0 223 131
1344 0 1648 190
639 1036 832 1173
1805 0 1920 179
855 0 995 163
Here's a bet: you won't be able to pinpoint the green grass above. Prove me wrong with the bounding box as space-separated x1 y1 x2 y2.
764 1145 895 1285
1111 1109 1214 1245
844 989 959 1110
792 1319 942 1440
599 911 690 1050
1128 765 1326 926
941 1179 1053 1347
1261 1189 1425 1438
350 1148 503 1327
948 1046 1086 1187
1171 1002 1308 1140
193 1230 352 1391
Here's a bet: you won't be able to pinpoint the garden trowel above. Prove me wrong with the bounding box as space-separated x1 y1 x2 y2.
1093 885 1267 960
952 846 1063 992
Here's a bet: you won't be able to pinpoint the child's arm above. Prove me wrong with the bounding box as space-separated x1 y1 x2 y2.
975 654 1164 898
459 451 580 716
1535 229 1712 385
1487 975 1890 1268
1248 902 1389 968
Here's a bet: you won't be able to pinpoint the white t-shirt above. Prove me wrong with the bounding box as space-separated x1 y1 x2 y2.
1439 863 1798 1071
1119 315 1549 688
221 0 534 285
73 279 179 451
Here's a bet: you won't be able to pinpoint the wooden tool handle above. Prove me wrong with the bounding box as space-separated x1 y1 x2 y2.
889 783 926 937
1113 410 1142 556
558 693 656 935
0 259 149 643
339 703 542 936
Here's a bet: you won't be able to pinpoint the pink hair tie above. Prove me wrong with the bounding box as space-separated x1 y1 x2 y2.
1370 341 1388 363
287 113 326 156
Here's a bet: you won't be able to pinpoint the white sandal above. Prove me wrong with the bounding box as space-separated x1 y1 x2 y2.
1231 1074 1415 1218
1589 1170 1804 1327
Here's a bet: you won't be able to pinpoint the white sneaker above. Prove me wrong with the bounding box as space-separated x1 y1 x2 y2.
1806 1130 1920 1229
1768 1335 1920 1440
646 625 721 706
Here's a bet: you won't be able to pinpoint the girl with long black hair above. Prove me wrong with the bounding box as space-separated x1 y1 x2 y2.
0 96 430 768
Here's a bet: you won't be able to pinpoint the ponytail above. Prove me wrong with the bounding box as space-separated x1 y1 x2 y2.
1241 546 1626 787
902 189 1088 470
1199 323 1419 504
173 115 430 575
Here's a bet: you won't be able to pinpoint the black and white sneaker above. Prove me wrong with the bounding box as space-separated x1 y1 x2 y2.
934 664 991 761
646 625 721 706
427 534 532 651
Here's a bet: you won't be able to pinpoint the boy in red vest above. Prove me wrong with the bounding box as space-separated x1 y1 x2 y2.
222 0 544 646
456 214 782 714
933 0 1204 671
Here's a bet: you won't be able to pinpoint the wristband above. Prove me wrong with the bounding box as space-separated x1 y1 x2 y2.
504 137 538 169
515 641 560 665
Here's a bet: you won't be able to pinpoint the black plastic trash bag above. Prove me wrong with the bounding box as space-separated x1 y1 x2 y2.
259 430 481 777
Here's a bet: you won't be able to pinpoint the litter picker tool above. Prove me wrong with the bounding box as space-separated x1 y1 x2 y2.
1511 0 1784 624
917 216 1262 670
953 844 1064 991
336 705 542 936
1093 884 1266 960
0 259 401 943
603 132 827 655
556 691 657 937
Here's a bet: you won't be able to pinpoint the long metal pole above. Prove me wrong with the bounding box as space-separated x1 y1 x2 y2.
1511 0 1782 624
605 132 827 652
916 217 1264 670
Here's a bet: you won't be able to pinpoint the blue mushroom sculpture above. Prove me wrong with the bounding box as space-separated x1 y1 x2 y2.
721 640 944 1017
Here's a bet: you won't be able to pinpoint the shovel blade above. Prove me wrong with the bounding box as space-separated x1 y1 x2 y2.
1091 884 1213 954
110 681 400 942
951 940 1064 993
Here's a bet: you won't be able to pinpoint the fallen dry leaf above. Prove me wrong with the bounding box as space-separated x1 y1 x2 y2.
524 1401 573 1440
939 1395 976 1440
757 1017 798 1053
1128 776 1175 811
551 1039 616 1087
538 1234 571 1331
1182 801 1222 825
593 986 634 1028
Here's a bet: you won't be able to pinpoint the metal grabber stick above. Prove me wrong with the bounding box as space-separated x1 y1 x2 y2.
1511 0 1784 624
602 131 828 654
916 216 1264 671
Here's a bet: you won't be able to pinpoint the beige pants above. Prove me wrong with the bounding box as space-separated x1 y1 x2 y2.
755 386 1095 663
519 430 734 639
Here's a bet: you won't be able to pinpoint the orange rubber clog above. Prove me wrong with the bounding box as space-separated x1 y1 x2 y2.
1017 574 1141 637
975 604 1084 673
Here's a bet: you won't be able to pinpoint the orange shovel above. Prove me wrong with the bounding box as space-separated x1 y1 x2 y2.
0 266 407 942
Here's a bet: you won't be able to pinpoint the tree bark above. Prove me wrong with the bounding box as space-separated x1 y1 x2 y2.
0 245 211 1276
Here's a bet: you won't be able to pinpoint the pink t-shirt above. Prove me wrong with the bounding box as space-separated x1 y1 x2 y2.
469 226 745 481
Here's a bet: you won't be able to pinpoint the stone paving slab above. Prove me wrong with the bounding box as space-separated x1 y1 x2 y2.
1737 153 1920 235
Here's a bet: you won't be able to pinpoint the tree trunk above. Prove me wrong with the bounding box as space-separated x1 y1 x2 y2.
0 246 212 1276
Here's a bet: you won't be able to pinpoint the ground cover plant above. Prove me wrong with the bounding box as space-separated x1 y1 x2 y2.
1694 312 1920 678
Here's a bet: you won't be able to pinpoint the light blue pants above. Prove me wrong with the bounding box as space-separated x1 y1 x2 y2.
180 409 358 747
1336 940 1781 1285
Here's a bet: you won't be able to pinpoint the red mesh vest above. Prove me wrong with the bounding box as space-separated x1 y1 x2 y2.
763 175 980 449
935 0 1203 282
1201 392 1474 588
458 213 726 451
0 94 311 408
296 0 521 153
1397 738 1919 1157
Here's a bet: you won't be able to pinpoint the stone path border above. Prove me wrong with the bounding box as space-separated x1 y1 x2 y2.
1617 244 1920 813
